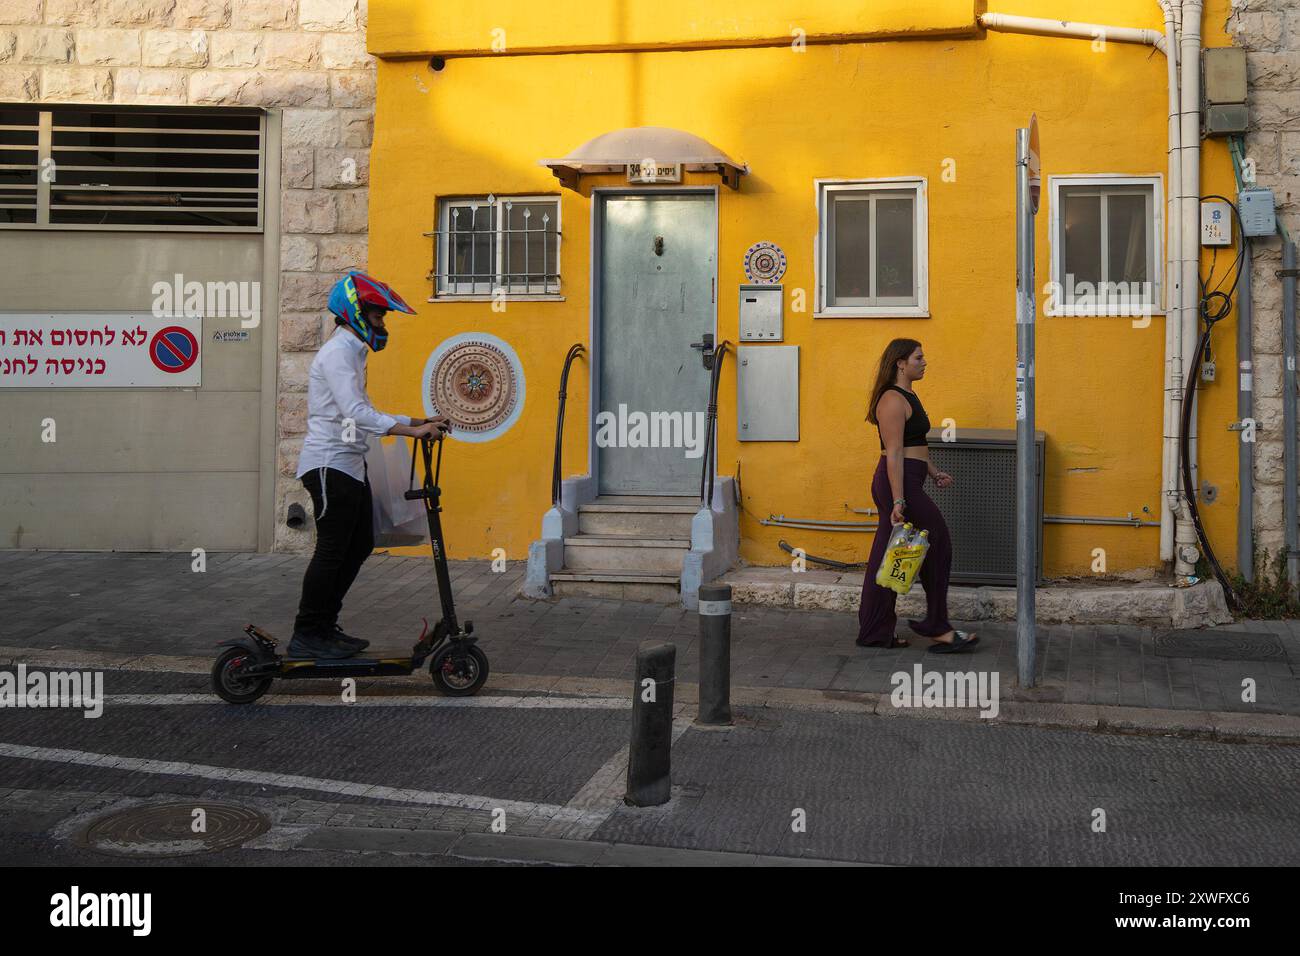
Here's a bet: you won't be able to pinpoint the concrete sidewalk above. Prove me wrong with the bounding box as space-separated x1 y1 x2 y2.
2 550 1298 719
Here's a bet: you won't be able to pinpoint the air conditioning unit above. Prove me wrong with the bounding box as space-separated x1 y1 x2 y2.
924 427 1045 586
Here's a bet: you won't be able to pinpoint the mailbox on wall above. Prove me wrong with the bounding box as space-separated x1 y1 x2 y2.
738 285 783 341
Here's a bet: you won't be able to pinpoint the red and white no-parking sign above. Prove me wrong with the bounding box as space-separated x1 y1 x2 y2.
149 326 200 374
0 314 203 388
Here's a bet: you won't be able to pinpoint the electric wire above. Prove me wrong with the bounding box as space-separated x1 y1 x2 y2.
1180 192 1246 609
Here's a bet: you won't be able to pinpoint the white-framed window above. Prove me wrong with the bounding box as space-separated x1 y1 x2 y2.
433 194 561 297
815 177 928 317
1047 175 1163 317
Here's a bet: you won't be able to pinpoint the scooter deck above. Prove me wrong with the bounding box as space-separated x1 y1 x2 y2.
278 658 420 679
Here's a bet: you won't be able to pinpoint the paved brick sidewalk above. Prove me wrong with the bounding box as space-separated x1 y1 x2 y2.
2 551 1298 715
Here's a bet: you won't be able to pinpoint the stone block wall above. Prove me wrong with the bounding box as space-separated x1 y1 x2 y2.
0 0 374 551
1229 0 1300 572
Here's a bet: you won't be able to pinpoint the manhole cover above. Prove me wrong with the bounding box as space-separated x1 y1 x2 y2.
1153 629 1286 662
76 802 271 858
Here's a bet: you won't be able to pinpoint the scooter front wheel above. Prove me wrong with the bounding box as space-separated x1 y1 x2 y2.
430 643 489 697
212 647 273 704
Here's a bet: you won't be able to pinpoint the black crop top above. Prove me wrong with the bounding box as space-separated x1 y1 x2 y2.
876 385 930 449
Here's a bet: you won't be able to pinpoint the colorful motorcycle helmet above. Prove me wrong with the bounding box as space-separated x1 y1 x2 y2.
327 270 416 352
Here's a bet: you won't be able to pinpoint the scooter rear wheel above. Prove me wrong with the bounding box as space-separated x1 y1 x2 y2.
430 643 489 697
212 647 273 704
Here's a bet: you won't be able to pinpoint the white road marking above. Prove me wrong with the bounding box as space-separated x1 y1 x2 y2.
546 715 697 840
0 741 606 825
98 694 630 710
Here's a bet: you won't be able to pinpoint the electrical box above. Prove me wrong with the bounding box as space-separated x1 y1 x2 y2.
925 428 1045 586
1202 47 1248 136
738 284 783 341
1239 188 1277 238
737 345 798 441
1200 200 1232 246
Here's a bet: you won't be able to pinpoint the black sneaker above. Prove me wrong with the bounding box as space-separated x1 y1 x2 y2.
287 630 357 660
328 623 369 652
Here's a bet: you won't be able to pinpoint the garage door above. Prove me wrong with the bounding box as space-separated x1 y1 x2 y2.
0 105 277 552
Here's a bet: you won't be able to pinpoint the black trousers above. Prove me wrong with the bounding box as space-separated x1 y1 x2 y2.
294 466 374 636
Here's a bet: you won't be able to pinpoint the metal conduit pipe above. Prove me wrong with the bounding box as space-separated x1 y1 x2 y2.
1237 233 1255 582
1283 240 1299 589
761 514 1160 530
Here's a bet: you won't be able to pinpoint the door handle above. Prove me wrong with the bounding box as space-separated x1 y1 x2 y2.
689 332 715 370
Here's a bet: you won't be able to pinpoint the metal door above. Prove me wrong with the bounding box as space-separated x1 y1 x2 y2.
597 193 715 495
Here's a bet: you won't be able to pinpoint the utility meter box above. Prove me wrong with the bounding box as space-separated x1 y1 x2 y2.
1200 200 1232 246
738 285 783 341
1202 47 1249 136
737 345 798 441
1239 188 1277 238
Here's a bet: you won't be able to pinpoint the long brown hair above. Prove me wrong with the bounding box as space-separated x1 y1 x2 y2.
866 338 922 424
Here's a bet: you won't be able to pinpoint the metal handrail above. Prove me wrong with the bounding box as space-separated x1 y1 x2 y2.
698 340 731 508
552 343 586 508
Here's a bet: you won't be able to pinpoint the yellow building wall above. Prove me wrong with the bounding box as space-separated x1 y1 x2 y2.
366 0 1243 577
368 0 981 57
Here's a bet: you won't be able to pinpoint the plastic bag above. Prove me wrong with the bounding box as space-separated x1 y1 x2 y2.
875 522 931 595
367 435 429 546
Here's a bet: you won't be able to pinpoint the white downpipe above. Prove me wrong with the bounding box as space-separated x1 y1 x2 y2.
978 13 1168 53
1159 0 1182 563
1175 0 1204 579
982 8 1185 570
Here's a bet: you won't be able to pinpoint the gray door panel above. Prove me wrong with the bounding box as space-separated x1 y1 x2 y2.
598 194 715 495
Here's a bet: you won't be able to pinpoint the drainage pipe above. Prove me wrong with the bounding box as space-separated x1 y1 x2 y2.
1159 0 1184 564
1172 0 1206 581
981 6 1189 573
978 13 1166 52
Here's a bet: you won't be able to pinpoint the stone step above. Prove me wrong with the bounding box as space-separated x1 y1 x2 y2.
550 569 681 603
578 509 694 537
562 534 691 573
582 495 699 512
578 497 698 537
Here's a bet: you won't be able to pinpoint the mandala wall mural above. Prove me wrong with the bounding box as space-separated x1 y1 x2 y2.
421 332 525 442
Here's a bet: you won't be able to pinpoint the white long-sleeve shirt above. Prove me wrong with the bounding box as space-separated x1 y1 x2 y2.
295 327 412 482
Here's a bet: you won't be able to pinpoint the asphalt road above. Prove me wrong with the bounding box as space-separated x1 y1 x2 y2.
2 665 1298 866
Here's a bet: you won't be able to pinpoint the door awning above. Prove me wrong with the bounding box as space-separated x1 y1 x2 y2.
539 126 748 191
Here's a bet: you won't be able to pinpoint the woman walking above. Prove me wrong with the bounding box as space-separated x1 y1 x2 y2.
857 338 978 653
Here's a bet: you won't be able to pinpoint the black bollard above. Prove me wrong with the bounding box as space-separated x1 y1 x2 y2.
625 641 675 807
696 584 733 725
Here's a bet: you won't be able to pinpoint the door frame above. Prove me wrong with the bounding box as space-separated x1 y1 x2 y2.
588 185 719 497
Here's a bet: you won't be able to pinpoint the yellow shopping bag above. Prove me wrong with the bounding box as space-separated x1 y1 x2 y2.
875 524 931 595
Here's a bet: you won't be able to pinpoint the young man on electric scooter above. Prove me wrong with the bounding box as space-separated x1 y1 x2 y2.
290 271 449 661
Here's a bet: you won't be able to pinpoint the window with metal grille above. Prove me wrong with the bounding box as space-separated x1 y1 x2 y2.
428 194 561 297
0 104 264 231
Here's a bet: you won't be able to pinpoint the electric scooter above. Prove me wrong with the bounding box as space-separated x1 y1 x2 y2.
211 432 489 704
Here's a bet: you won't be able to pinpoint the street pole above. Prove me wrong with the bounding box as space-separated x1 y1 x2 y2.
1016 122 1039 689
